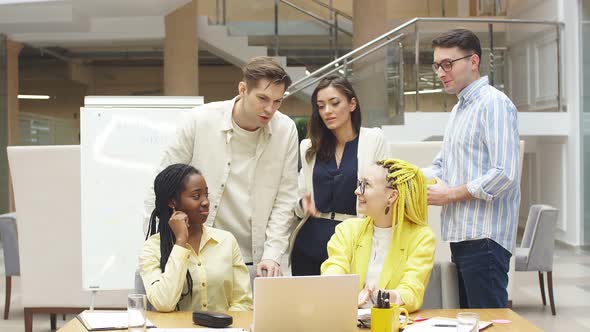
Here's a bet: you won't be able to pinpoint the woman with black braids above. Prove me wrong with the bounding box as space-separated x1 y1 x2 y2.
321 159 435 313
139 164 252 312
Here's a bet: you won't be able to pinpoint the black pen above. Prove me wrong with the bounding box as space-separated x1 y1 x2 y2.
432 323 457 327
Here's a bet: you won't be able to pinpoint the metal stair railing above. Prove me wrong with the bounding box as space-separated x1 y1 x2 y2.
285 17 564 114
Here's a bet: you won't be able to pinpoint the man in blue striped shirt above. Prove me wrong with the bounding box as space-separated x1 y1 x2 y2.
424 29 520 309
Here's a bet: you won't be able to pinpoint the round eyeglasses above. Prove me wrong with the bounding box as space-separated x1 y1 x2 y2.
432 54 474 73
357 179 368 195
357 179 395 195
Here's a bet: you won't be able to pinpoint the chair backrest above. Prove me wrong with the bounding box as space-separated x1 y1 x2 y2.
134 270 154 311
421 261 460 309
0 212 19 276
527 205 559 272
421 262 442 309
134 270 146 295
7 145 128 307
521 204 544 248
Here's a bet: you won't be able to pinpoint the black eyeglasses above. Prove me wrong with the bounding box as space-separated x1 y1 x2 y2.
357 179 394 195
357 180 368 195
432 54 474 73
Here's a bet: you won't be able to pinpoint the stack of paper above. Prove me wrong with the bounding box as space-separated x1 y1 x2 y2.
403 317 492 331
77 310 156 331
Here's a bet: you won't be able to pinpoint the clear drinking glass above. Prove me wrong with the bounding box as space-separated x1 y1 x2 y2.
456 312 479 332
128 294 147 332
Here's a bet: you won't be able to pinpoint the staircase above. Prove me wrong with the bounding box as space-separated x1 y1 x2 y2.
197 16 313 99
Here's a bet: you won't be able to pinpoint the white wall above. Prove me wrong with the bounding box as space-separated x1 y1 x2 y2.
560 0 583 245
507 0 580 245
383 112 569 142
507 27 559 112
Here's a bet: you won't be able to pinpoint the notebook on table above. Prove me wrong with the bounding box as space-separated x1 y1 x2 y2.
76 310 156 331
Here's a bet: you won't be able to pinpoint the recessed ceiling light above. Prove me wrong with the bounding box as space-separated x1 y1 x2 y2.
18 94 50 100
403 89 443 95
0 0 64 5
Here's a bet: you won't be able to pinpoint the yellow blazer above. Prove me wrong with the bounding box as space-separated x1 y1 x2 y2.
321 217 435 313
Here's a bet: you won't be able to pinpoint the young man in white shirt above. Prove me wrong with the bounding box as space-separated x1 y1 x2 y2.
145 57 299 278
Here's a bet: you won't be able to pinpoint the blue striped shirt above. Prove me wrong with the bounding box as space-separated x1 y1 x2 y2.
427 76 520 253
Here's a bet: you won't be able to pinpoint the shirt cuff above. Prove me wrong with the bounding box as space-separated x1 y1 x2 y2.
294 198 305 218
391 290 404 305
466 178 494 202
261 246 282 264
421 167 437 180
170 244 191 261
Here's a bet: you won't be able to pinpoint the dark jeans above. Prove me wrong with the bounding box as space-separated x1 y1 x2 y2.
450 238 512 308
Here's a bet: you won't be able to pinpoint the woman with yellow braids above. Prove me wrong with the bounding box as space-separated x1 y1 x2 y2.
321 159 435 313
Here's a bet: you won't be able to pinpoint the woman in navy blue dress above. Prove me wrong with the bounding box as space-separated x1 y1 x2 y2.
290 76 386 275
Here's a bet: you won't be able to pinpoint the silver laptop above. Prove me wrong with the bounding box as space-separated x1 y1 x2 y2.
253 275 359 332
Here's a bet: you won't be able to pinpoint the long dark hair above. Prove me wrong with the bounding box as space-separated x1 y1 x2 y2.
306 75 362 163
146 164 201 310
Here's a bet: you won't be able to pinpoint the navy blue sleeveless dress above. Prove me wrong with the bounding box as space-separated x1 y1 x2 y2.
292 136 359 275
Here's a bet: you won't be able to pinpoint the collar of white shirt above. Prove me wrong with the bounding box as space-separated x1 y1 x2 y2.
220 96 273 139
457 75 489 106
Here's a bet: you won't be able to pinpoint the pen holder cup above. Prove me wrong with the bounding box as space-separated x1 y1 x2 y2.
370 305 409 332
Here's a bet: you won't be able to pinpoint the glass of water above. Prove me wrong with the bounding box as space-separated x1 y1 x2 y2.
128 294 147 332
456 312 479 332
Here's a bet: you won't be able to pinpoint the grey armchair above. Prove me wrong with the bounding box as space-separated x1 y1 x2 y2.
515 204 559 315
0 212 18 320
134 270 154 311
421 261 460 309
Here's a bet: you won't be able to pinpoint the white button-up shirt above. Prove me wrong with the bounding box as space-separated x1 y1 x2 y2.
145 96 299 263
424 76 521 253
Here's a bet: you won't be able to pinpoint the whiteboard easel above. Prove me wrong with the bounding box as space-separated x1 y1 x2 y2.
81 96 204 294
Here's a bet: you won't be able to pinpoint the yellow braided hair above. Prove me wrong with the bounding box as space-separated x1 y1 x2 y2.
360 159 428 250
356 159 429 249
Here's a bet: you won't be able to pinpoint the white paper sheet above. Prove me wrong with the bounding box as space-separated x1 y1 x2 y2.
78 311 156 329
403 317 492 331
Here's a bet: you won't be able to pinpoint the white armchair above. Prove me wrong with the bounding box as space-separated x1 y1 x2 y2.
7 146 128 332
